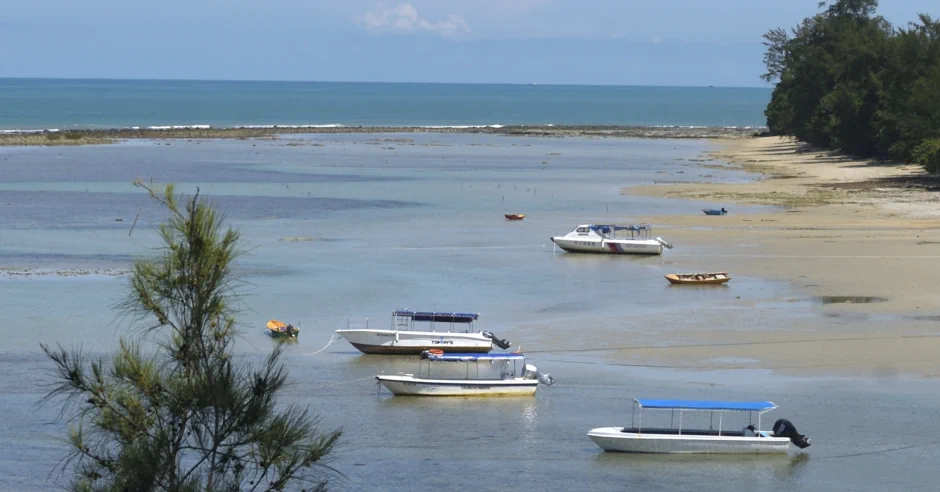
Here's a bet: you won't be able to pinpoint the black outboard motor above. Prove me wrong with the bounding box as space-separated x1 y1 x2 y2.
482 331 512 350
773 419 812 449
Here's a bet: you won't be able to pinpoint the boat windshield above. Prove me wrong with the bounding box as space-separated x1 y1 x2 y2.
418 352 524 380
391 310 479 332
589 224 652 240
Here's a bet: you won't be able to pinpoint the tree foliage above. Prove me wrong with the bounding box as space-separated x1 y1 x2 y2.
763 0 940 168
42 181 341 491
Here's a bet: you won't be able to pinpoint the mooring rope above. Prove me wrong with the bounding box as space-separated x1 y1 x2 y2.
817 441 940 460
549 384 631 389
308 375 375 389
303 332 338 356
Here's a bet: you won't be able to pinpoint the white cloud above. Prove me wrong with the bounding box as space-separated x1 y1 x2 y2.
361 3 471 39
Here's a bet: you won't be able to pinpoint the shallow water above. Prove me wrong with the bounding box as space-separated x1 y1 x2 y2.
0 135 770 354
2 135 938 491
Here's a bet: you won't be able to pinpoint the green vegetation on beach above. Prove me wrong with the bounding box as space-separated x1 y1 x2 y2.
762 0 940 171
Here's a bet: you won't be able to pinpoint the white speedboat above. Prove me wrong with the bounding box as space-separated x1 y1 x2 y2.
588 399 811 454
551 224 672 255
376 351 554 397
335 310 511 355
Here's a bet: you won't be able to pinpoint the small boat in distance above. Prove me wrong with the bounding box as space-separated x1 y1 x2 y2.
266 319 299 339
551 224 672 255
588 399 811 454
665 272 731 285
335 310 511 355
703 208 728 216
375 351 554 397
505 213 526 220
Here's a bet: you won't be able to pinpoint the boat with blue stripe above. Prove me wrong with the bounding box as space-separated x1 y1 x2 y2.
375 351 555 397
588 398 811 454
335 310 511 355
551 224 673 255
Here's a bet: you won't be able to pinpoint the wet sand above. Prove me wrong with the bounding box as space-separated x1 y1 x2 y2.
587 137 940 377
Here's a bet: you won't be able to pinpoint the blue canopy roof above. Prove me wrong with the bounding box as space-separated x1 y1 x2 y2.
422 352 525 362
634 399 777 412
393 310 479 323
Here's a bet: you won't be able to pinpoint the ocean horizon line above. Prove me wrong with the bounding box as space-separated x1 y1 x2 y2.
0 76 773 91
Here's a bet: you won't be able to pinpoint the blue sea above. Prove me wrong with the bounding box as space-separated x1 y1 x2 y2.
0 78 771 130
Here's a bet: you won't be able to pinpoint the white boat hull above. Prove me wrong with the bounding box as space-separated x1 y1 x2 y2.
336 329 493 354
551 238 664 255
587 427 792 454
376 375 539 396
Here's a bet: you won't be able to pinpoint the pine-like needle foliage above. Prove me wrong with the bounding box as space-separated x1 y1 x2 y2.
42 181 341 492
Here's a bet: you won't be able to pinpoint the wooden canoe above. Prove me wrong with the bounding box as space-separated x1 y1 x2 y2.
665 273 731 285
266 319 299 339
505 214 526 220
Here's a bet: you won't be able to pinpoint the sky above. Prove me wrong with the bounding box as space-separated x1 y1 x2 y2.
1 0 936 87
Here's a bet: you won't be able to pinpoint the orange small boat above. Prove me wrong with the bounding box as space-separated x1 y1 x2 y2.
266 319 300 339
505 214 526 221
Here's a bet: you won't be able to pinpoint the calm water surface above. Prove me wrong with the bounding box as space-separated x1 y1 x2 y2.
1 135 937 491
0 79 771 130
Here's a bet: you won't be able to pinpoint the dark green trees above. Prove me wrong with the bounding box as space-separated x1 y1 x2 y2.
763 0 940 171
42 182 341 491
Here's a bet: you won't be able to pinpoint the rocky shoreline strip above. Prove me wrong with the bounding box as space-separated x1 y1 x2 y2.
0 124 763 146
0 267 130 279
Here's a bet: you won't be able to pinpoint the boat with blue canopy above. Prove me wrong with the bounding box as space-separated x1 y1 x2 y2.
551 224 673 255
587 398 811 454
335 310 511 355
375 350 554 396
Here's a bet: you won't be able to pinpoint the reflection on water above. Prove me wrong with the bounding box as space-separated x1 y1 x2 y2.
590 452 811 489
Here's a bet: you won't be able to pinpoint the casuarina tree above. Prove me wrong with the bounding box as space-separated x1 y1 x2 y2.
42 180 341 491
762 0 940 169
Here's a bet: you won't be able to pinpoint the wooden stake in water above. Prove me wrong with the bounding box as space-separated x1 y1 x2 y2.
128 209 141 237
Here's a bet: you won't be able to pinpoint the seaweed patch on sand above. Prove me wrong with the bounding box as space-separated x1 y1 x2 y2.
0 267 130 279
278 236 316 243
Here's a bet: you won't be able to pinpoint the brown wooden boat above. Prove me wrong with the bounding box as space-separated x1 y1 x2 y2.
505 214 526 221
665 272 731 285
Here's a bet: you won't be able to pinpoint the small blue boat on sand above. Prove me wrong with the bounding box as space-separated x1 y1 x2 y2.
703 208 728 216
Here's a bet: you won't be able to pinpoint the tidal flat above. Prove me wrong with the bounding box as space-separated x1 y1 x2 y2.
1 134 937 491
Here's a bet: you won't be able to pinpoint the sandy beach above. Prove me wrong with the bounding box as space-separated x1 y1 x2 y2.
576 137 940 377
